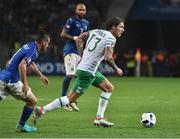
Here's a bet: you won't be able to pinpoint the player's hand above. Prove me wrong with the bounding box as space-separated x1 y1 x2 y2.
22 84 29 97
116 68 123 76
40 75 49 86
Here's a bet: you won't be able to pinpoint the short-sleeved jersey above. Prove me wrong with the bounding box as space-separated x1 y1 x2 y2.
77 29 116 75
63 16 90 56
0 42 39 83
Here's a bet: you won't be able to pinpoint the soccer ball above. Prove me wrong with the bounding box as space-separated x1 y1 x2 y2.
140 112 156 128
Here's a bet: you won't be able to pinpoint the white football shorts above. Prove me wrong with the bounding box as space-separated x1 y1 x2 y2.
0 80 33 100
64 53 81 75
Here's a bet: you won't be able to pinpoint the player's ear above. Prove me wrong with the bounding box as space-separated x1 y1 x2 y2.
112 26 116 30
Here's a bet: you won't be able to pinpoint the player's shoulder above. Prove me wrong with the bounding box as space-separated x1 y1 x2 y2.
82 18 89 24
22 42 37 51
90 29 115 40
68 16 77 21
66 16 75 23
105 31 116 42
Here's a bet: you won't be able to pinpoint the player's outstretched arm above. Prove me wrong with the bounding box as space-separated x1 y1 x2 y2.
104 46 123 76
30 62 49 86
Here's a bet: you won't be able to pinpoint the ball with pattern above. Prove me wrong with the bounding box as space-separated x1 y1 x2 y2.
140 112 156 128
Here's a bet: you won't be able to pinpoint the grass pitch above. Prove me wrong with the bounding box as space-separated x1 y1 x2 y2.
0 76 180 138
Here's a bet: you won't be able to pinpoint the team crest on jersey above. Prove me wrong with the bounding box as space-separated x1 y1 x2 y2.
23 44 29 50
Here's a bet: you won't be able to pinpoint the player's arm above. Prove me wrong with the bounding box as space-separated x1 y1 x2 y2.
19 59 29 96
29 62 49 86
60 29 77 41
104 46 123 76
75 32 89 56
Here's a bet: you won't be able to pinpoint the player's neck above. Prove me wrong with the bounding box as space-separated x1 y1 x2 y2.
109 30 115 37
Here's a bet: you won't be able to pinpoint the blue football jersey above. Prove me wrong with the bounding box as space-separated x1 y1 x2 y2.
0 42 39 83
63 16 90 55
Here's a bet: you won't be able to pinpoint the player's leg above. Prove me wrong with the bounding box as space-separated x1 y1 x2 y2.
61 54 74 111
92 72 114 127
7 81 37 132
17 92 37 132
62 54 79 96
61 54 81 111
69 54 81 111
35 70 93 118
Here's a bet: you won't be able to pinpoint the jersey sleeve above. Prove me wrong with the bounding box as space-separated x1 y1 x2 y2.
23 44 34 65
63 18 73 32
104 36 116 48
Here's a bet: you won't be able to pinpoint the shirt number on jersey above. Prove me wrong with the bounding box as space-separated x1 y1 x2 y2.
87 34 101 52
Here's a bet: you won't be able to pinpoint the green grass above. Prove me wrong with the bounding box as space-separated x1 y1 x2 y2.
0 76 180 138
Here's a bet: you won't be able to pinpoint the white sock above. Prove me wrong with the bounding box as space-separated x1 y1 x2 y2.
44 96 69 112
96 92 112 119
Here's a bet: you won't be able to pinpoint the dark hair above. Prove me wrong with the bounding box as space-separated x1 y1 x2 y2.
105 17 123 30
36 31 50 42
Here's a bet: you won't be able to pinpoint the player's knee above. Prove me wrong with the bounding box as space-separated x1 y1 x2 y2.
107 84 114 92
33 97 37 106
68 96 75 103
67 93 78 103
26 97 37 107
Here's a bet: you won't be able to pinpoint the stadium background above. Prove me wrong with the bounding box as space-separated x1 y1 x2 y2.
0 0 180 77
1 0 180 138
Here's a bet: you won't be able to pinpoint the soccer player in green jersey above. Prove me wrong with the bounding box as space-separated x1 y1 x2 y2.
35 17 125 127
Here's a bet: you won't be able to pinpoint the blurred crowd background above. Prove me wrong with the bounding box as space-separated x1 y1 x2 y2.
0 0 180 77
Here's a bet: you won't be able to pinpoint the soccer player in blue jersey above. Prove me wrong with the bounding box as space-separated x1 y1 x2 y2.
0 32 50 132
60 3 90 111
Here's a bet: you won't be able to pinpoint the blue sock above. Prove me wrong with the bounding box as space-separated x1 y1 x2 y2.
61 76 72 96
19 105 33 127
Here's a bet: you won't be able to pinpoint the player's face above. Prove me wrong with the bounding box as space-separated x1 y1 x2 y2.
76 4 86 19
41 37 50 53
113 22 125 37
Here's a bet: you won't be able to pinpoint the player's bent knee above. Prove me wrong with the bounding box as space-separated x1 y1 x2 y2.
68 92 79 103
33 97 37 106
107 84 114 92
26 96 37 107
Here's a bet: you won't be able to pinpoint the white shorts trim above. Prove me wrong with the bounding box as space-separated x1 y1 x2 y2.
64 53 81 75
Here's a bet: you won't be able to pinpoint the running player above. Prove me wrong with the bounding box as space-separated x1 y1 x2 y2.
35 17 124 127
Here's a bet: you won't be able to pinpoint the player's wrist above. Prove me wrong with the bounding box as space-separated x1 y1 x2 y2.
73 36 78 41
